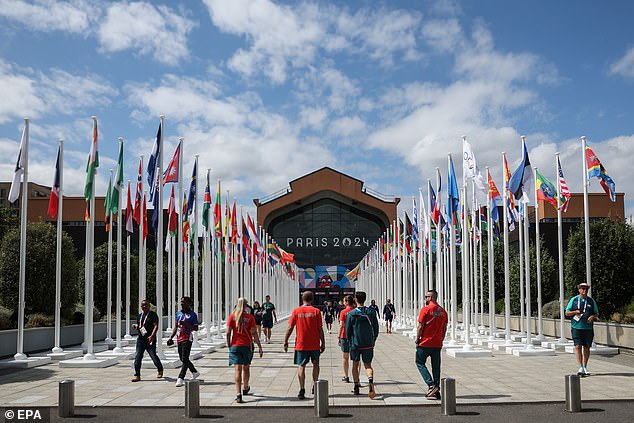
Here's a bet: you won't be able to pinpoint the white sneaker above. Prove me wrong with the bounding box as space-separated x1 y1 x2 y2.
191 372 200 380
175 378 185 387
577 367 584 376
582 367 590 376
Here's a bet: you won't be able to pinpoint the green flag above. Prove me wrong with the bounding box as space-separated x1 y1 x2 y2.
110 141 124 215
84 118 99 201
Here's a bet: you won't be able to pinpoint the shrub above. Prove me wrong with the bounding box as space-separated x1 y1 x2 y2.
26 313 55 328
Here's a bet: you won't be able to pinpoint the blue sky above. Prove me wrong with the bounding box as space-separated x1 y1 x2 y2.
1 0 633 221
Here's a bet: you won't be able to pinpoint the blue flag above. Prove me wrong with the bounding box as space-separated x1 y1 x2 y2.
508 139 533 203
186 160 197 218
147 122 161 202
447 155 460 224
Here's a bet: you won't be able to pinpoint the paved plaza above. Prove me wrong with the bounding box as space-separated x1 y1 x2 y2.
1 319 633 414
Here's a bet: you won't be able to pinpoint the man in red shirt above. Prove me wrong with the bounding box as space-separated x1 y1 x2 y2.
337 295 355 383
283 291 325 400
415 289 447 400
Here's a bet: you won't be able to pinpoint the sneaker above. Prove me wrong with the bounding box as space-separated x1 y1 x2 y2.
426 386 440 398
131 375 140 382
353 384 360 395
242 386 250 395
311 385 315 395
175 378 185 387
156 371 163 378
235 394 244 404
433 391 441 400
368 383 376 399
582 366 590 376
577 366 585 376
297 389 306 400
341 376 350 383
191 372 200 380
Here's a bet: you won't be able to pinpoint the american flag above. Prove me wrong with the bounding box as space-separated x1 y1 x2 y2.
557 156 571 213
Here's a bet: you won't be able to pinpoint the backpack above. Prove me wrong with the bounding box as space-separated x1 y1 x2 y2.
350 306 376 349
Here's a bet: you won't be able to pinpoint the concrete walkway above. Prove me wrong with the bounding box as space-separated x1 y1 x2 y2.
1 319 633 408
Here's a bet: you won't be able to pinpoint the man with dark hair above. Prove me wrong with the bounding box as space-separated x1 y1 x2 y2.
346 291 379 398
383 299 395 333
338 295 355 383
168 296 200 387
565 282 598 376
284 291 325 400
261 294 277 344
415 289 448 400
131 300 163 382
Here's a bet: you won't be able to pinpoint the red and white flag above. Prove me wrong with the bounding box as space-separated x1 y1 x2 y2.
557 156 571 213
163 140 180 184
48 145 61 219
134 158 142 224
167 185 177 235
125 182 134 234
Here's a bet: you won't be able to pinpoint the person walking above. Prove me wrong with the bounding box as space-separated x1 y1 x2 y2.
131 300 164 382
168 296 200 387
346 291 379 398
324 301 336 334
262 295 277 343
337 295 355 383
252 301 264 341
369 299 380 319
383 299 395 333
227 298 263 403
565 282 599 376
283 291 325 400
415 289 448 400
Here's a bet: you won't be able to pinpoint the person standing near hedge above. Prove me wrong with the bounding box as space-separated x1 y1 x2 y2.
131 300 164 382
565 282 599 376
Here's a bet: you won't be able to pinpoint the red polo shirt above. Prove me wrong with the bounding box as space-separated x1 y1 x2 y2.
417 301 448 348
289 304 322 351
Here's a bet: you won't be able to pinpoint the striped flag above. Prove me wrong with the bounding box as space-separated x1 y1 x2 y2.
201 170 211 231
134 158 143 224
47 146 61 219
125 182 134 234
557 156 571 213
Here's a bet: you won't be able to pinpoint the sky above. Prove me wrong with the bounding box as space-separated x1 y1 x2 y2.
1 0 634 223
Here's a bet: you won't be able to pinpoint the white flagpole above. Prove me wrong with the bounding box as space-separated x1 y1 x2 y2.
113 138 124 353
138 156 145 305
125 179 132 341
580 136 592 291
555 153 567 343
461 138 471 350
53 139 64 353
534 167 544 341
193 155 199 314
486 167 496 340
156 115 165 356
502 153 512 343
518 201 525 337
105 170 114 345
84 116 97 360
178 138 184 309
448 154 458 345
14 118 29 360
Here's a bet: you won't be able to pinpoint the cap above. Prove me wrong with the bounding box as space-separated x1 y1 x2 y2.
577 282 590 287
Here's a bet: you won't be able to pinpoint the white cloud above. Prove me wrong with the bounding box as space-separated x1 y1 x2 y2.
610 46 634 78
0 0 92 33
97 2 196 66
329 116 366 138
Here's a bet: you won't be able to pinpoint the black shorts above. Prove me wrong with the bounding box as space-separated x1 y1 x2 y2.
571 328 594 347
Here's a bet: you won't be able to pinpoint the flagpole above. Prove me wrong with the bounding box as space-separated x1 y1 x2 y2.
533 167 544 341
178 137 184 308
523 172 533 348
138 156 145 305
14 118 29 360
193 155 199 316
106 170 114 345
447 154 458 345
502 153 512 344
156 116 165 356
112 137 124 353
555 153 567 343
125 180 132 341
580 136 592 293
486 167 496 340
83 116 98 360
53 139 64 353
461 137 472 350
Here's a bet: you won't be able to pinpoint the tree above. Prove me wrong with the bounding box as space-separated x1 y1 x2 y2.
564 219 634 319
0 222 79 318
0 205 18 242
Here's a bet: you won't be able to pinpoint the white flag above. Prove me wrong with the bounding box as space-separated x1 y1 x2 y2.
462 137 485 190
8 124 28 203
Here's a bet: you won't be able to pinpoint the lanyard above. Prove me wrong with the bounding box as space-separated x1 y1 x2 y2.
140 312 148 327
577 297 588 313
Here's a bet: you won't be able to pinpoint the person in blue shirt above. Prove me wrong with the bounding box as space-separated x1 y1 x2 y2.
565 282 598 376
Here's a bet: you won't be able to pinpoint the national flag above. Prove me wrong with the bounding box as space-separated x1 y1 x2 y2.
47 145 61 219
134 158 142 224
268 242 282 266
429 181 440 224
125 182 134 234
147 122 161 201
182 192 190 244
412 197 419 246
345 263 360 281
508 139 533 203
535 170 559 209
447 155 460 223
109 140 124 216
213 180 222 238
241 217 252 262
404 212 413 254
503 154 519 227
83 117 99 202
8 123 28 204
185 160 197 218
151 174 160 234
167 185 177 236
201 170 211 231
142 193 148 240
557 156 571 212
585 145 616 202
487 169 502 225
231 199 238 245
279 245 295 263
162 140 180 184
104 175 112 232
480 207 488 232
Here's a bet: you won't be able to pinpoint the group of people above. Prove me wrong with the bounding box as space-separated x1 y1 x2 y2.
130 281 599 403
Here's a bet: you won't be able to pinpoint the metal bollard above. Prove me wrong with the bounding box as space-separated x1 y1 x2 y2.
58 380 75 418
441 377 456 416
565 374 581 412
185 379 200 418
314 379 329 417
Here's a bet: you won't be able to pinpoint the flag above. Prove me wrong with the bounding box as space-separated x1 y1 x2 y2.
125 182 134 234
104 175 112 232
185 161 197 218
8 124 28 204
167 185 177 236
447 155 460 223
487 169 502 225
110 140 124 216
404 212 413 254
230 199 238 245
480 207 488 232
213 180 222 237
462 138 485 189
268 242 282 266
47 146 61 219
142 193 148 241
557 156 571 212
163 140 180 184
151 174 160 234
182 192 190 244
279 245 295 263
429 181 440 224
345 263 360 281
201 170 211 231
134 158 142 224
535 170 559 209
147 122 161 201
503 154 520 227
585 145 616 202
508 139 533 203
83 117 99 201
412 197 419 246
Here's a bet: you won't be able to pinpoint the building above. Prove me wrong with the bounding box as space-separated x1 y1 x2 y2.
254 167 399 304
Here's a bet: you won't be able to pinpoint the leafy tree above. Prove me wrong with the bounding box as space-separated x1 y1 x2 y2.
0 222 79 317
0 205 18 241
564 219 634 318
